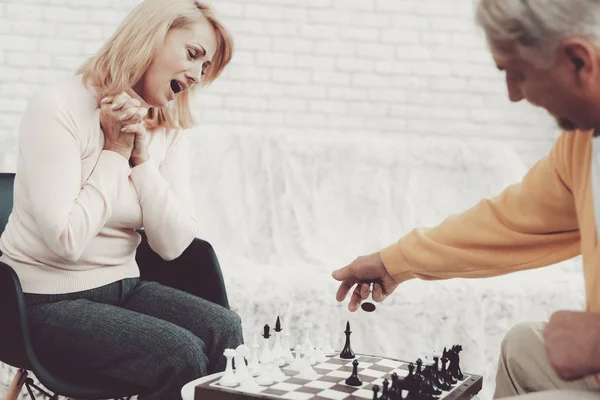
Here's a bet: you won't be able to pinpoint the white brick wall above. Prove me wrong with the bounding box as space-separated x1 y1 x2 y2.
0 0 560 172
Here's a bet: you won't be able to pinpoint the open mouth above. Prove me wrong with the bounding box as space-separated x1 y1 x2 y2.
170 80 185 95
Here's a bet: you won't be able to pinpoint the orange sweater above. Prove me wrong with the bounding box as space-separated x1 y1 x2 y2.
381 129 598 312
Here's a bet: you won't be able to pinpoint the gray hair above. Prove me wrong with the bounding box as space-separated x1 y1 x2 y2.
476 0 600 64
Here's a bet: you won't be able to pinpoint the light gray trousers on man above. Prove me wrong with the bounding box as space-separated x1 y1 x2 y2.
494 322 600 399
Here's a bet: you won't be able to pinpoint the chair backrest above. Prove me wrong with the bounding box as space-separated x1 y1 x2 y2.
0 172 15 234
0 172 36 369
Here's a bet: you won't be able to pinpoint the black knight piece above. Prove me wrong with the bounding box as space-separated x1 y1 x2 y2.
449 345 464 380
340 321 355 359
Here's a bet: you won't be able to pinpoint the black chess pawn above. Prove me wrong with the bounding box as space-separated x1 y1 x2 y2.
405 363 416 392
390 372 404 400
340 321 355 359
345 359 363 386
379 378 391 400
415 358 423 376
372 384 380 400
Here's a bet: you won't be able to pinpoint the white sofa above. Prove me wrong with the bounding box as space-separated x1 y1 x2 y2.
188 127 585 400
1 127 585 400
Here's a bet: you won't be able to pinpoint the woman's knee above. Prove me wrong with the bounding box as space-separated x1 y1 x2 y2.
157 328 209 378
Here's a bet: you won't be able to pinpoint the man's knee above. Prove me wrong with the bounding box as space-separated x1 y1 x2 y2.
501 322 545 369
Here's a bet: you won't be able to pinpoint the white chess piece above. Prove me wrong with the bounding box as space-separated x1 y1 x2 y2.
271 325 283 361
289 345 304 372
219 348 237 387
249 333 261 377
255 362 274 386
323 332 335 356
271 326 285 367
296 360 318 380
259 327 273 364
282 329 294 363
300 322 313 355
270 361 286 382
313 337 327 363
234 345 251 383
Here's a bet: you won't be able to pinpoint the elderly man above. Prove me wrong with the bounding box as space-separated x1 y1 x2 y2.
332 1 600 399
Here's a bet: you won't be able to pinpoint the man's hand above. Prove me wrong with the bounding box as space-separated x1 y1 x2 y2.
331 252 398 312
543 310 600 380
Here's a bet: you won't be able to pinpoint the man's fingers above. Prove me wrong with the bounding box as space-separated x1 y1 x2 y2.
359 282 370 300
372 283 386 302
335 281 355 302
349 288 362 312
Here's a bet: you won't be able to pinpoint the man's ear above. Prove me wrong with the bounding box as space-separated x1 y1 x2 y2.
560 38 597 85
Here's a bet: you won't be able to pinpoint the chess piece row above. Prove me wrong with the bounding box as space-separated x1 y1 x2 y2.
218 316 338 388
368 344 465 400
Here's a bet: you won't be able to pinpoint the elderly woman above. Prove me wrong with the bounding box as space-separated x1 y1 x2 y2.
0 0 242 398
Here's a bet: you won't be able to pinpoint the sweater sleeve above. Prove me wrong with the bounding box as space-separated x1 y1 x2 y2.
19 88 131 262
380 131 581 284
129 129 196 261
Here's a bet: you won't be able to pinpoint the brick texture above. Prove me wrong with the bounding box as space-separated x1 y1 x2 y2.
0 0 560 171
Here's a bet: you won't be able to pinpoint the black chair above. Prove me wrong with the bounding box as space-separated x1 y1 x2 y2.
0 172 230 399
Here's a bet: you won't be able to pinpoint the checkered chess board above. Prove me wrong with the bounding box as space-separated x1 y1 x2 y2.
194 353 483 400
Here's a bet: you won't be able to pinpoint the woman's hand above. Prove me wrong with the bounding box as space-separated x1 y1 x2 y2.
125 121 151 167
99 92 148 161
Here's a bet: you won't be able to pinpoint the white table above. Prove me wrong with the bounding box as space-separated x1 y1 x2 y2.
181 372 224 400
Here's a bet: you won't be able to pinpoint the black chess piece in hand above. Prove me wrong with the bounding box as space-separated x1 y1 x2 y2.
345 359 362 386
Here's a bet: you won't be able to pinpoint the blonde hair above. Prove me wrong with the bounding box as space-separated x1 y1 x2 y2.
476 0 600 65
77 0 234 129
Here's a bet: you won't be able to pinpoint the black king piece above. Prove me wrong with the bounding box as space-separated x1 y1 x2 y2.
340 321 355 359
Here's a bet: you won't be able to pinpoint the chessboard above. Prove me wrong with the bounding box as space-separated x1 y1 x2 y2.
194 352 483 400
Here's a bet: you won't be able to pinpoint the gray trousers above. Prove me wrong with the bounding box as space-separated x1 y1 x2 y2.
24 278 244 400
495 322 600 399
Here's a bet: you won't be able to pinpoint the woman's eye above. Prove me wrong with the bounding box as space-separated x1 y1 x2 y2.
187 49 197 60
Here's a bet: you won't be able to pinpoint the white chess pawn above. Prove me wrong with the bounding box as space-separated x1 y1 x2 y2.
219 348 237 387
270 361 286 382
259 325 273 364
289 344 304 371
282 329 294 363
255 362 274 386
323 332 335 356
296 360 318 380
301 322 313 355
234 345 251 383
249 333 261 377
313 338 327 363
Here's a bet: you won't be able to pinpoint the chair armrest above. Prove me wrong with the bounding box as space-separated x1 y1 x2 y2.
135 231 230 309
